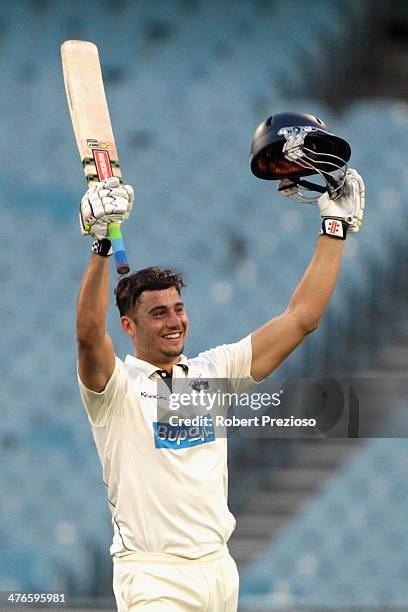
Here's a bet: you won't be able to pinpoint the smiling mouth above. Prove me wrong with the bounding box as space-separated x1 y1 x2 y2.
162 332 183 340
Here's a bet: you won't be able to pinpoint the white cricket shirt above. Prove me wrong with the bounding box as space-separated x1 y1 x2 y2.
78 334 257 560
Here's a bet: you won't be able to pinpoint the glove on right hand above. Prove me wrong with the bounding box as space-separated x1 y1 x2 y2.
79 177 134 240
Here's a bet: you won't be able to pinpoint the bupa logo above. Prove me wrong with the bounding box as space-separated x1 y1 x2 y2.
153 419 215 450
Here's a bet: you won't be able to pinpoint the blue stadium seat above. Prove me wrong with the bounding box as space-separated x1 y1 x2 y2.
240 438 408 607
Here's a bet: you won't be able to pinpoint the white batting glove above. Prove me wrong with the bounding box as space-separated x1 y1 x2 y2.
79 177 134 240
318 169 365 233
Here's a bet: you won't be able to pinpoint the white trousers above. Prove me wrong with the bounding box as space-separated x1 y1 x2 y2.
113 546 239 611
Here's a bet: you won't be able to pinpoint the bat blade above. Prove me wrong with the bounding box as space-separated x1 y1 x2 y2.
61 40 129 275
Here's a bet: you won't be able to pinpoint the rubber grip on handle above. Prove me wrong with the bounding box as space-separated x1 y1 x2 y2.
108 222 129 275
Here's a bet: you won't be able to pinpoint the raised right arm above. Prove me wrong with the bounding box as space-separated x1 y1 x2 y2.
76 177 134 392
77 253 116 392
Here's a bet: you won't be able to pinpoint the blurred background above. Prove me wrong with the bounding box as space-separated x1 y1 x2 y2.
1 0 408 609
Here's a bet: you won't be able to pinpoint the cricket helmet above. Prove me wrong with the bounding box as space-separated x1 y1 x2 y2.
250 112 351 201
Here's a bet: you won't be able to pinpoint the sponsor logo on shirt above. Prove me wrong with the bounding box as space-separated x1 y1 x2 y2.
141 391 168 400
189 374 209 392
153 417 215 450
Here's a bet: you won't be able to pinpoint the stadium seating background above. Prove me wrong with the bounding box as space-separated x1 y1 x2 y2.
1 0 407 608
240 436 408 608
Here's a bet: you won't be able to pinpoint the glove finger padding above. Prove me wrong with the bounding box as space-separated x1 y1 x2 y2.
79 178 135 238
318 168 365 233
101 195 129 216
344 169 365 233
123 184 135 219
88 191 129 217
93 176 120 191
93 186 130 200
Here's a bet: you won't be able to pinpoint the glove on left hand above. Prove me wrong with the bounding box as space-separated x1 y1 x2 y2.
317 168 365 233
277 168 365 234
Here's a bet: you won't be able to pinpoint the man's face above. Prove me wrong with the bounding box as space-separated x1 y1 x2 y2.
122 287 189 363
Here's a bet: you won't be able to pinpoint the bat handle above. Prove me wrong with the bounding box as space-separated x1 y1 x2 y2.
108 222 129 275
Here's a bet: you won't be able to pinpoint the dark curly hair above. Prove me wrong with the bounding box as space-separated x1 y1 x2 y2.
115 267 186 317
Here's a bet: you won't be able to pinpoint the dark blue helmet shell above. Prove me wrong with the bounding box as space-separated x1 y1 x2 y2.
250 112 351 180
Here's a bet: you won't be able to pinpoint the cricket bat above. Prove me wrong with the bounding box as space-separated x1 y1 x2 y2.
61 40 129 275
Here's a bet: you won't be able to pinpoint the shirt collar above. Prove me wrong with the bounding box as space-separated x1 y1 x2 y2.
125 354 189 378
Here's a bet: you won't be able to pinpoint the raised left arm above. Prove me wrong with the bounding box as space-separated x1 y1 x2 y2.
251 236 344 381
250 168 365 381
